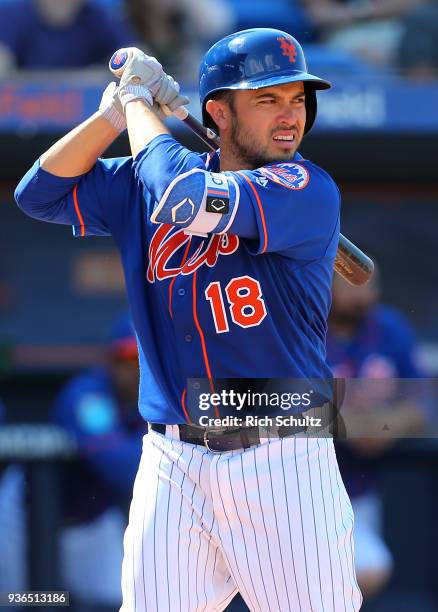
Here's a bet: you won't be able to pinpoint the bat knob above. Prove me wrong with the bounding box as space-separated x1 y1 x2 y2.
206 127 218 140
109 49 130 78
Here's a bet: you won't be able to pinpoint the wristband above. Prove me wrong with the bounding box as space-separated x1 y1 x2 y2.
119 84 153 109
99 105 126 133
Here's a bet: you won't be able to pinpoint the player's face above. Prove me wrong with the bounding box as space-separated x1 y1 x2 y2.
227 82 306 168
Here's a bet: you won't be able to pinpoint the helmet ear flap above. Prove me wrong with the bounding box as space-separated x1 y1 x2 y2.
304 85 317 134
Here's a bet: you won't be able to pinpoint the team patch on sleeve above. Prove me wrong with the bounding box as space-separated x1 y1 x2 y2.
259 162 310 190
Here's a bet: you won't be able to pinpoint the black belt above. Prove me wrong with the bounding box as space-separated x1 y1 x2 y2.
149 421 309 452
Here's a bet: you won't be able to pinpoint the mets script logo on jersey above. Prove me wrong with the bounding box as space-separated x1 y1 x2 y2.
147 224 239 283
277 37 297 63
260 162 309 190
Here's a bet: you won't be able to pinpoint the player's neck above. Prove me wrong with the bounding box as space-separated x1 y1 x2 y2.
217 133 258 171
219 151 254 172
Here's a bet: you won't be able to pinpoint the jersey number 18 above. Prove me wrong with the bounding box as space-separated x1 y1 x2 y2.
205 275 267 333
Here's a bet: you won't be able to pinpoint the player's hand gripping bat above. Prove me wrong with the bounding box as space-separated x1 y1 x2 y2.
109 50 374 286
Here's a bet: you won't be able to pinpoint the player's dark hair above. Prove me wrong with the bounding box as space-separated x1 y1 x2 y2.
204 90 235 133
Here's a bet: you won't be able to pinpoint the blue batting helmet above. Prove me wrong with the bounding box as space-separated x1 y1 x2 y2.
199 28 331 134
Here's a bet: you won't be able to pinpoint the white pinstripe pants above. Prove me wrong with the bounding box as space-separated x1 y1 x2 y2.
121 428 362 612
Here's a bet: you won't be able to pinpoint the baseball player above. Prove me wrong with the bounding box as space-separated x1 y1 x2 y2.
15 28 362 612
327 271 427 600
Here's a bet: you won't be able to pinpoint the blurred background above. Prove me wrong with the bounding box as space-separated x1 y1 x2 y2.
0 0 437 610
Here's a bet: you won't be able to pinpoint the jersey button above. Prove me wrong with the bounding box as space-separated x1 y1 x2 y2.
184 334 192 343
177 288 186 296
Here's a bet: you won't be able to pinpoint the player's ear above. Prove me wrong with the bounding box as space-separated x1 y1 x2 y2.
205 99 229 131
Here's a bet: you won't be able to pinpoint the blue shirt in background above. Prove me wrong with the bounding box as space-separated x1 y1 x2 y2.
327 305 424 497
0 0 135 68
52 367 145 523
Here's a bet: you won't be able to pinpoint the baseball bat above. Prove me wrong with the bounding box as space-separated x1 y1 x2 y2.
109 50 374 286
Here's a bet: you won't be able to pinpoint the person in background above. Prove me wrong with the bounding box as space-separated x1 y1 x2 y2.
327 270 427 601
222 0 318 42
396 0 438 79
0 0 136 74
125 0 234 81
302 0 426 68
52 312 146 609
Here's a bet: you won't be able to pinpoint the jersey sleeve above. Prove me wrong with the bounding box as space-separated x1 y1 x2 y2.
135 136 339 258
134 134 209 201
230 161 341 259
14 156 134 241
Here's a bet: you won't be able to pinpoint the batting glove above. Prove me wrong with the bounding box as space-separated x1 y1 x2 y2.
116 48 161 110
123 74 189 116
110 47 189 114
154 74 189 114
98 81 126 133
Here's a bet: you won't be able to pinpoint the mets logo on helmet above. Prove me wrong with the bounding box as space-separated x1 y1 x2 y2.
277 37 297 63
260 163 310 190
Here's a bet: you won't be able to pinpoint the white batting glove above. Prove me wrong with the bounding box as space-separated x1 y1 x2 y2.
118 83 154 110
154 74 189 113
109 47 189 114
98 82 126 133
114 47 161 110
119 74 189 115
112 48 162 90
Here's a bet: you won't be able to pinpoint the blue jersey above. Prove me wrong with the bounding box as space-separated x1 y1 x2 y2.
53 367 145 495
16 135 340 423
52 367 145 523
0 0 135 69
327 305 424 497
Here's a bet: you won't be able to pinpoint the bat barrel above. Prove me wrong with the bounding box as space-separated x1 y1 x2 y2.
336 235 374 285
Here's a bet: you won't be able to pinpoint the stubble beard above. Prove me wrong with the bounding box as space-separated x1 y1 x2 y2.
229 109 301 169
